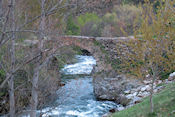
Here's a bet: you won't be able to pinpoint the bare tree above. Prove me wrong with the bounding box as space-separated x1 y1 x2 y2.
8 0 16 116
0 0 3 18
0 0 72 116
30 0 46 116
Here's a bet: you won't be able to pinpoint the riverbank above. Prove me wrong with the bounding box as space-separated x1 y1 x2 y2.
111 81 175 117
101 74 175 117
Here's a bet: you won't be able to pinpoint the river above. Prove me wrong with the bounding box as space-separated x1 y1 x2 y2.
40 55 119 117
21 55 118 117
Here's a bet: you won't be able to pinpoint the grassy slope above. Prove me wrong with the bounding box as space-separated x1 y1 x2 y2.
112 82 175 117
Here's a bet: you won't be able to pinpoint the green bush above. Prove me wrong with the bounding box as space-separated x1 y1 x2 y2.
77 13 101 27
101 5 141 37
65 16 80 35
80 21 104 37
65 6 142 37
76 13 103 37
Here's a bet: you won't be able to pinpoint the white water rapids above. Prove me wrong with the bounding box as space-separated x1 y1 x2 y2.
21 55 119 117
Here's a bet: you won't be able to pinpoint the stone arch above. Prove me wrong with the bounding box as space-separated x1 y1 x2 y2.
53 36 112 74
45 36 114 75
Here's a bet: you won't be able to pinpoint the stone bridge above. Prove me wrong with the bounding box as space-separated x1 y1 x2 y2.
45 35 140 103
45 35 135 73
24 35 139 102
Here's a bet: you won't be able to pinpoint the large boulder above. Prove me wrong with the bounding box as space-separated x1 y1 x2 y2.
93 75 142 105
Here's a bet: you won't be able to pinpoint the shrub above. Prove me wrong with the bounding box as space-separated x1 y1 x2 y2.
65 5 142 37
160 70 175 80
77 13 103 37
65 16 80 35
80 21 104 37
101 4 141 37
114 4 141 36
77 13 101 27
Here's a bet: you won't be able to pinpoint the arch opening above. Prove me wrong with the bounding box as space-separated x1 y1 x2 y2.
80 49 92 56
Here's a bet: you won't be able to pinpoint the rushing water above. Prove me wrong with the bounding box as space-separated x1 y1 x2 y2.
40 55 119 117
61 55 96 75
20 55 118 117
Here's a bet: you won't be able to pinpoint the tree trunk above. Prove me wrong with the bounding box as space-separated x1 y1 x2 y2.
30 0 46 116
9 75 15 117
150 67 156 113
30 67 39 117
39 0 46 50
9 0 16 116
0 0 3 18
150 77 154 113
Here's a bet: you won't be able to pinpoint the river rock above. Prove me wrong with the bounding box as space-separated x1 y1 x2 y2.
146 85 151 91
143 80 151 85
141 91 150 97
124 90 130 94
132 96 142 104
126 94 134 99
102 113 112 117
154 89 158 93
115 94 130 106
156 80 162 84
109 108 117 113
141 85 149 92
130 87 140 94
117 106 125 111
171 110 175 114
133 92 138 96
168 72 175 81
93 75 142 103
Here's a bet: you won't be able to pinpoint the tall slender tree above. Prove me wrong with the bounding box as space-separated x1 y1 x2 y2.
0 0 71 115
30 0 46 116
9 0 16 116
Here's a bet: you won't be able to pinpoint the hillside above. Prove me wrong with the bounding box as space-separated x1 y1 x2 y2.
112 82 175 117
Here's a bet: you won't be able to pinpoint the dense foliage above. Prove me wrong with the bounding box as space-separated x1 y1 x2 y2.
116 0 175 113
65 5 141 37
113 82 175 117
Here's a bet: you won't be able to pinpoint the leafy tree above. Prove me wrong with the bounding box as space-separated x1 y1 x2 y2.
65 16 80 35
117 0 175 113
77 13 101 27
67 13 102 36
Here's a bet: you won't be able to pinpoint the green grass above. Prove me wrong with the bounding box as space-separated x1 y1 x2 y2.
112 82 175 117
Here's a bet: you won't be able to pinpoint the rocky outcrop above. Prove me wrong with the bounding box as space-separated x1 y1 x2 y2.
102 77 175 117
93 74 142 105
124 79 164 106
